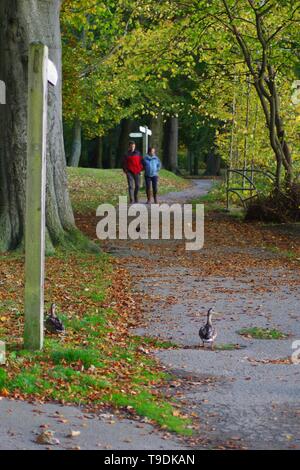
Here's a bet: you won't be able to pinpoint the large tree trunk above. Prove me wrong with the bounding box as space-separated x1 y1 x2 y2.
193 154 199 176
96 136 103 169
163 117 178 172
204 151 221 176
0 0 75 251
68 118 82 167
150 114 164 159
253 78 289 191
104 127 119 168
187 148 193 175
116 119 131 168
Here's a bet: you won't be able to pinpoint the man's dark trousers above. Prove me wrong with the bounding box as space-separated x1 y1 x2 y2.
127 171 140 203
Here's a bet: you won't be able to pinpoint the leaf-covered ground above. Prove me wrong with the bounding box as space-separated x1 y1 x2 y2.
0 169 193 436
0 249 193 435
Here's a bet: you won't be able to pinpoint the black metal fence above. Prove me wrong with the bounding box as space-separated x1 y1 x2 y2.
226 168 275 210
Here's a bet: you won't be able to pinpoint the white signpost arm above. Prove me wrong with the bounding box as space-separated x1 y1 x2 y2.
24 43 49 350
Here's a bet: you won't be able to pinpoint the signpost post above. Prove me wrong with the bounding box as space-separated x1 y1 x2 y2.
139 125 152 156
24 43 58 350
0 80 5 362
129 126 152 191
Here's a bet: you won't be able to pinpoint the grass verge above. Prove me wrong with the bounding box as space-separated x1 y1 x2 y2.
215 343 246 351
0 250 192 435
237 327 288 340
68 168 190 213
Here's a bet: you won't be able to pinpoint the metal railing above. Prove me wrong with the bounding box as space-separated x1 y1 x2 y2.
226 168 276 210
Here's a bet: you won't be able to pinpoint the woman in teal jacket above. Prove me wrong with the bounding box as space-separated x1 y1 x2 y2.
143 147 161 204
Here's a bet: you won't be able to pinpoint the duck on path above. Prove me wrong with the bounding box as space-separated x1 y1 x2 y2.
199 308 217 349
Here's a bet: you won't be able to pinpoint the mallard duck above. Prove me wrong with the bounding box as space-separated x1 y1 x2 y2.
199 308 217 349
45 303 65 334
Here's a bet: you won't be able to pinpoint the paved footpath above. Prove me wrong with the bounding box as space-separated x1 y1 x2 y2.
108 180 300 450
1 180 300 450
0 398 188 450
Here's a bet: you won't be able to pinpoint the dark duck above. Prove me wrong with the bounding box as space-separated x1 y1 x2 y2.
45 303 65 334
199 308 217 349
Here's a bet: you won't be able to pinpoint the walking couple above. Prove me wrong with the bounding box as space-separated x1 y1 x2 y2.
122 141 161 204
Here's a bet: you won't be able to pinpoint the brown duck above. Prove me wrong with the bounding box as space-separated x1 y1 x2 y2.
199 308 217 349
45 303 65 334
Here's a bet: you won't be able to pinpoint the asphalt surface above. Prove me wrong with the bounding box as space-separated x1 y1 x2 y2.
0 398 188 450
129 181 300 449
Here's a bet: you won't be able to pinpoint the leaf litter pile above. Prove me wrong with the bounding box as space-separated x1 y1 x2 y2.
0 251 192 436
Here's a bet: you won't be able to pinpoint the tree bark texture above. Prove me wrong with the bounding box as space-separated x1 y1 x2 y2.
68 118 82 167
163 117 178 173
150 114 164 159
0 0 75 251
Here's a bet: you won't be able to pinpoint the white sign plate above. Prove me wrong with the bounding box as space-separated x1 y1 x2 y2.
129 132 143 138
139 126 152 136
0 80 6 104
47 59 58 86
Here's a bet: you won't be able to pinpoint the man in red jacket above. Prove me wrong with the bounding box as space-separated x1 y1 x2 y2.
122 141 144 203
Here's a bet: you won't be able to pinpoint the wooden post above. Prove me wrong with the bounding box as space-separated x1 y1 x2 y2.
24 43 48 350
0 341 5 365
0 80 6 105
